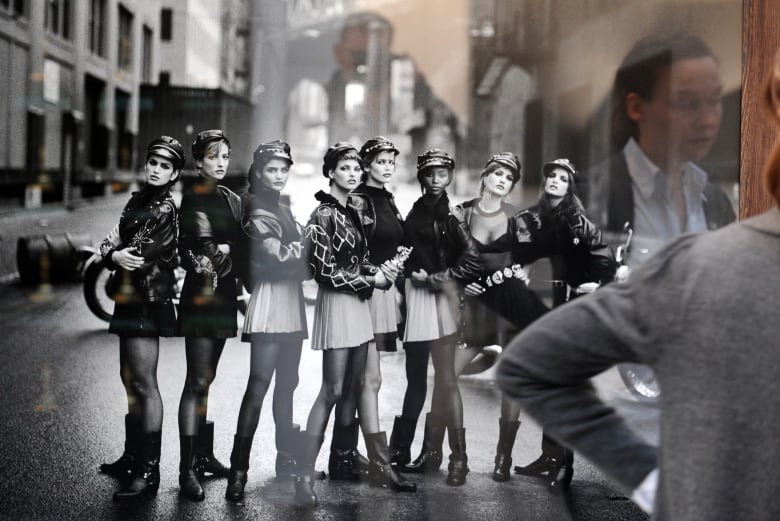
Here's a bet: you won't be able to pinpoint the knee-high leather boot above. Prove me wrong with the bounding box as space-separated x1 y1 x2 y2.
294 431 324 507
364 432 416 492
100 414 141 478
113 431 161 500
194 420 229 478
446 428 469 486
492 418 520 482
403 413 445 473
225 434 253 502
328 418 366 481
179 435 205 501
388 415 416 467
514 433 574 491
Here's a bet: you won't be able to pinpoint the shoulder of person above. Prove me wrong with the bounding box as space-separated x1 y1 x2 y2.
244 208 282 239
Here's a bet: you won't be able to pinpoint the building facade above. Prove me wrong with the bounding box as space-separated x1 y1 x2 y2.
0 0 162 205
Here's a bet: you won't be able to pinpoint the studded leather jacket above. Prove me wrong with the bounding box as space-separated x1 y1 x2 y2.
509 203 616 288
100 186 179 303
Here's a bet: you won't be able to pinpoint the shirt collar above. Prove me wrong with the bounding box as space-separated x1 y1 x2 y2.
622 137 708 200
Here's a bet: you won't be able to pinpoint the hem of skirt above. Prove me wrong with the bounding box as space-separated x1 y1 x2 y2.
178 330 237 339
111 329 178 338
242 331 308 343
375 332 398 352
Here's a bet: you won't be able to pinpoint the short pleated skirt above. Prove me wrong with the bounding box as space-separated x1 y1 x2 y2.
368 285 401 351
109 299 177 338
242 279 308 342
310 286 373 350
402 279 459 343
178 273 238 339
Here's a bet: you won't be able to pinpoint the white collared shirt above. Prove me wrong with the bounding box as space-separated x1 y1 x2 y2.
623 138 709 265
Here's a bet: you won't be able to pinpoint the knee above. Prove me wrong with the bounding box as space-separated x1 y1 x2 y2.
275 370 299 393
323 383 344 407
363 371 382 394
129 376 157 400
185 374 211 397
246 373 272 398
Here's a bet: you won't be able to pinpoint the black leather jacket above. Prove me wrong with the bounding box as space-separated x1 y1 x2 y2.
242 187 307 286
509 203 616 288
402 193 482 290
178 181 243 283
100 186 179 303
304 190 377 300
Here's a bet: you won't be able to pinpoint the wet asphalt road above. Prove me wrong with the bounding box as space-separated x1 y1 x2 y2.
0 181 656 521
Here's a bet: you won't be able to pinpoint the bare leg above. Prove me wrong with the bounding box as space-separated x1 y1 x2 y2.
305 348 351 437
359 343 382 434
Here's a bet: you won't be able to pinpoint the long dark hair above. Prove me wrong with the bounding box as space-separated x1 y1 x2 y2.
538 168 585 219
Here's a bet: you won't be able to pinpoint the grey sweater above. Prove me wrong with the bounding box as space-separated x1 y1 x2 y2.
497 208 780 521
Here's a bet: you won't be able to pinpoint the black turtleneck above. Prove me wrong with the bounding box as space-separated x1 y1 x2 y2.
402 192 452 275
354 184 403 264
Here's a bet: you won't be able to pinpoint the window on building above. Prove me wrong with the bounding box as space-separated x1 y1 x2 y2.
88 0 105 57
44 0 72 40
142 25 153 83
118 4 133 71
159 71 170 86
1 0 27 18
160 8 172 41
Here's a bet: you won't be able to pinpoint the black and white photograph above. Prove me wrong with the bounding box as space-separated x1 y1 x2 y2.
2 0 778 520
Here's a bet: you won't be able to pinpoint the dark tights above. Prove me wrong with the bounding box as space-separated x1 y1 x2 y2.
178 337 225 436
234 338 303 439
399 341 432 423
305 344 368 437
119 336 162 433
430 336 462 428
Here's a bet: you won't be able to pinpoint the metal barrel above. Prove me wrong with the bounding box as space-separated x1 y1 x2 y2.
16 232 93 285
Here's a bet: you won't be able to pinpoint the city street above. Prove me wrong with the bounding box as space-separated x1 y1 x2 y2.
0 181 656 520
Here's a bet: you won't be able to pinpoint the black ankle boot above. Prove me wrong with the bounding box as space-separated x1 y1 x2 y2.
364 432 416 493
275 424 299 480
179 435 205 501
514 434 574 491
388 415 416 467
225 435 253 503
293 432 323 507
446 428 468 487
194 420 229 478
113 431 161 501
328 419 363 481
403 413 445 473
492 418 520 482
100 414 140 478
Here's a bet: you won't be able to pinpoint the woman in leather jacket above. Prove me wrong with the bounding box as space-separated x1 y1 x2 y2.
99 136 184 500
224 141 309 502
391 149 482 487
327 136 416 492
175 130 242 501
293 142 400 507
467 158 616 490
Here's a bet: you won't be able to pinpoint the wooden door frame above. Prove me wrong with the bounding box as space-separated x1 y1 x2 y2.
740 0 780 217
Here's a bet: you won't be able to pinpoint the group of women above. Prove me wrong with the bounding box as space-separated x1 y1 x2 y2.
97 130 616 506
